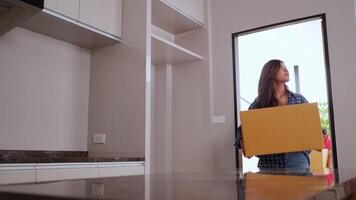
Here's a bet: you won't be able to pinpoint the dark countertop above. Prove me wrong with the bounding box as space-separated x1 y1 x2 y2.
0 169 355 199
0 150 144 163
0 157 145 163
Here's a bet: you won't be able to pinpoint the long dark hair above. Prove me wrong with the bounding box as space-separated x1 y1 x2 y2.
255 59 287 108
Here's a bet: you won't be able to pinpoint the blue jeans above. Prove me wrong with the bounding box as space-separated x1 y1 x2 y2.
286 151 310 170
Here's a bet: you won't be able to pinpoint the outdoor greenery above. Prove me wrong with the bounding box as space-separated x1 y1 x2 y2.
318 102 331 135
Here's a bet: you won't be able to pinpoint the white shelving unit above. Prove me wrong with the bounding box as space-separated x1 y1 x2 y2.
148 0 208 174
151 0 205 66
151 33 203 65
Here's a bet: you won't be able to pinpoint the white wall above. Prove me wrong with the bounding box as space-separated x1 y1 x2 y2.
210 0 356 171
87 0 146 158
88 43 146 157
0 27 90 151
171 59 212 173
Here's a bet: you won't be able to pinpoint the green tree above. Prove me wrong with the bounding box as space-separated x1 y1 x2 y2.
318 102 331 135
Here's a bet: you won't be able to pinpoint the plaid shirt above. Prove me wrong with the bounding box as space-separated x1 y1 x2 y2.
248 90 309 169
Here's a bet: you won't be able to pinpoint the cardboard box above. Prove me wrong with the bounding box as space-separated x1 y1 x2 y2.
244 172 328 200
240 103 323 157
310 149 329 174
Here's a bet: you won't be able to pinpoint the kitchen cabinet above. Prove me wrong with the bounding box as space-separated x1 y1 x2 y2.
176 0 204 24
0 170 36 184
161 0 204 25
44 0 122 37
36 163 99 182
79 0 122 37
44 0 79 20
37 168 99 182
35 162 145 182
152 0 204 34
20 0 122 48
0 164 36 185
0 162 144 184
98 163 144 178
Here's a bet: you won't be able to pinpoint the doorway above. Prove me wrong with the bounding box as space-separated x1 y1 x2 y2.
232 14 337 172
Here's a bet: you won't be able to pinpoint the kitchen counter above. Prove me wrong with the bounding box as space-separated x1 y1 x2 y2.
0 157 144 163
0 169 355 199
0 150 145 184
0 150 144 163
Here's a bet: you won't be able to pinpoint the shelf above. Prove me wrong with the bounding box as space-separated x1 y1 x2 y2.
19 9 121 49
151 33 204 65
152 0 204 34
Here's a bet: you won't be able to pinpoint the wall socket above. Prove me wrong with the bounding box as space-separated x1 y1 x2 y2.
93 133 106 144
213 115 226 124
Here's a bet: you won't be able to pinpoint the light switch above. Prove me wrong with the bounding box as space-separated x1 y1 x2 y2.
213 115 226 124
93 133 106 144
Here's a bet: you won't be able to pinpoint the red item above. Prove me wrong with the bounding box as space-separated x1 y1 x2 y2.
324 134 331 150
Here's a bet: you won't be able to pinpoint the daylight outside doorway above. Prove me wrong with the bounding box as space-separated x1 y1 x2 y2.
232 14 337 172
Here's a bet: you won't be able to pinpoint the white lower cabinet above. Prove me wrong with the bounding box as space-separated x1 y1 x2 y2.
36 164 99 182
0 170 36 185
0 162 144 184
98 163 144 178
0 164 36 185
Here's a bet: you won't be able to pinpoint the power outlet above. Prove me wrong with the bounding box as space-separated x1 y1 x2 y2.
213 115 226 124
93 133 106 144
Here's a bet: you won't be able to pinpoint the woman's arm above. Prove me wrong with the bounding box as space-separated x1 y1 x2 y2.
235 99 258 157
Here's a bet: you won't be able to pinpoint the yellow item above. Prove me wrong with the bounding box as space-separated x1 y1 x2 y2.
245 172 328 200
240 103 324 157
310 149 329 174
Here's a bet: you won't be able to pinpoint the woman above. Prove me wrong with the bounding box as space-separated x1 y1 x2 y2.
248 59 310 170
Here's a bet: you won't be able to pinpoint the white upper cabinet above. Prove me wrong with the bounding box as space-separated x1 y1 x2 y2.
163 0 179 7
22 0 123 48
162 0 204 25
176 0 204 24
44 0 123 37
44 0 80 20
153 0 204 34
79 0 122 37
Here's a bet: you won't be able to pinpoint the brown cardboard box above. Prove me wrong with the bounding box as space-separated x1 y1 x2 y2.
245 172 328 200
310 149 329 174
240 103 323 157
